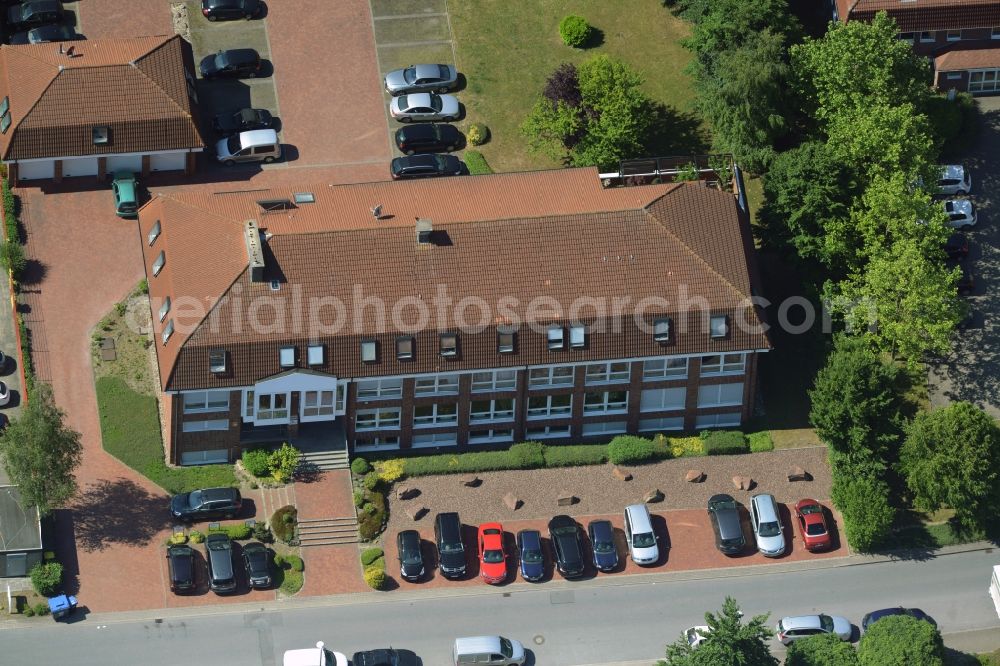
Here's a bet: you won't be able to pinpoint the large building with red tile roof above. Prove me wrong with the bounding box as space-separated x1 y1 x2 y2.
138 167 770 465
0 34 203 182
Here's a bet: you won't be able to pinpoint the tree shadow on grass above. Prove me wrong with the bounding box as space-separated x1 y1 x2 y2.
643 102 710 157
71 478 170 552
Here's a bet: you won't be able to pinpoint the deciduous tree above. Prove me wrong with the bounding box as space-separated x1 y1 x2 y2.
660 597 777 666
857 615 944 666
785 633 859 666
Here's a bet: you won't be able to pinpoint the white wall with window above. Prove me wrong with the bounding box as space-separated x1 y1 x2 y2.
414 374 459 395
700 353 746 376
642 357 688 380
582 420 627 436
243 371 343 425
527 394 572 419
638 416 684 432
470 369 517 392
583 390 628 415
695 412 741 429
528 365 574 388
180 449 229 465
356 377 403 401
413 402 458 427
412 432 458 448
355 408 401 431
584 361 631 385
470 398 515 424
697 383 744 408
639 387 686 412
525 424 571 439
301 390 336 420
183 390 230 413
468 429 514 445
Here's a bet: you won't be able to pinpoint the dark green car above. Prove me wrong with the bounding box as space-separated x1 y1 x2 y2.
112 171 138 218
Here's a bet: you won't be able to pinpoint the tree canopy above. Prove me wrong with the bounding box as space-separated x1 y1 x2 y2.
857 615 945 666
660 597 777 666
785 633 860 666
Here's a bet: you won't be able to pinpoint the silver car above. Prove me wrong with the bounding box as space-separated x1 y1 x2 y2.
776 614 852 645
384 63 458 95
937 164 971 195
390 93 460 123
750 493 785 557
943 199 977 229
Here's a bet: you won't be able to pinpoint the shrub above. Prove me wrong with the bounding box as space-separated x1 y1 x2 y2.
284 554 304 572
252 522 274 544
358 490 386 541
350 457 371 475
363 503 377 515
543 63 582 106
268 442 301 483
669 436 703 458
607 436 656 465
360 547 384 567
1 240 26 278
23 606 34 617
29 562 62 597
834 475 895 552
273 554 285 568
353 490 365 508
374 459 405 484
364 566 386 590
188 530 204 544
701 430 749 455
362 473 383 492
543 444 608 467
32 602 49 616
168 532 188 545
223 524 252 540
559 15 593 48
271 505 298 544
464 150 493 175
242 448 271 477
748 431 774 453
509 442 545 468
467 122 490 146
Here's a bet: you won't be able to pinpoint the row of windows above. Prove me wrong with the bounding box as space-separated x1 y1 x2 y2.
900 28 1000 43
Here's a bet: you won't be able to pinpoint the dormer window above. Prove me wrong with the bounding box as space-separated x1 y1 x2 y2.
439 332 458 357
569 324 586 348
161 319 174 345
152 251 165 276
361 340 378 363
653 317 671 343
209 349 227 373
279 346 295 368
396 336 414 360
148 220 161 246
92 125 110 145
710 315 729 339
497 327 515 353
307 345 324 366
158 296 171 322
547 325 564 350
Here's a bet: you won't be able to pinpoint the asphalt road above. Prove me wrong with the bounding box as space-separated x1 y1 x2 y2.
2 548 998 665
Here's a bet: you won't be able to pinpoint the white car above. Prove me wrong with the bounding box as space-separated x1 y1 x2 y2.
943 199 977 229
624 503 660 565
0 381 10 407
750 493 785 557
389 92 460 123
776 614 853 645
937 164 972 195
685 626 710 648
283 642 347 666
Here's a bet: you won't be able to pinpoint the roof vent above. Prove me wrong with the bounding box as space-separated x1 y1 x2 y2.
371 204 383 220
256 198 295 213
416 218 433 244
293 192 315 204
243 219 265 282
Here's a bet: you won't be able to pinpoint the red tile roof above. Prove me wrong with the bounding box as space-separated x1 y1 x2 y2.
837 0 1000 31
0 35 202 161
935 43 1000 67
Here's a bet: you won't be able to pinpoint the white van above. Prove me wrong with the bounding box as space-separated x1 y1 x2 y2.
215 128 281 166
283 642 347 666
624 503 660 565
990 565 1000 619
453 635 526 665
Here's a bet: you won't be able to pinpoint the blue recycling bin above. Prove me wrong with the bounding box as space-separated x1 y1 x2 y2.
47 594 77 621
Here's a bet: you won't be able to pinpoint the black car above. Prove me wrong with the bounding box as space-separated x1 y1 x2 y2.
212 107 273 136
200 49 261 79
707 493 746 555
948 258 975 294
587 519 618 572
7 1 63 31
548 514 585 579
434 512 466 579
390 153 463 180
166 544 195 593
201 0 262 21
8 24 76 45
205 533 237 594
242 541 271 589
351 648 419 666
861 607 937 632
396 529 425 582
945 232 969 260
170 487 242 522
517 529 544 582
395 123 463 155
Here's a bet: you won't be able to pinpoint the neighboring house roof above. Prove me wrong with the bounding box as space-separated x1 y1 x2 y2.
0 34 202 162
935 44 1000 68
836 0 1000 32
0 486 42 552
140 168 770 391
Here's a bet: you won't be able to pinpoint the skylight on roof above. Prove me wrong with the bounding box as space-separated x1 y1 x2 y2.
293 192 315 204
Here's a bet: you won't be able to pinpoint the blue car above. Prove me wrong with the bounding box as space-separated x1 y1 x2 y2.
588 519 618 572
861 607 936 632
517 529 544 582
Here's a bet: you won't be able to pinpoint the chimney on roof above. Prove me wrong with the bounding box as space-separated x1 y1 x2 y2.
243 219 265 282
416 218 433 245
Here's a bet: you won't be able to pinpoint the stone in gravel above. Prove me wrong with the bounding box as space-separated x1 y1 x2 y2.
405 505 427 521
557 492 576 506
396 486 419 500
787 466 811 482
612 467 632 481
643 488 664 503
685 470 705 483
732 476 754 491
461 475 482 487
503 492 521 511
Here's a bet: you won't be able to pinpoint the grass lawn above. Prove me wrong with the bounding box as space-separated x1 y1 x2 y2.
449 0 701 172
881 508 993 551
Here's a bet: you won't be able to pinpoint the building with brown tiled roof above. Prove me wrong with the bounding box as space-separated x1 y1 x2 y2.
138 167 770 465
834 0 1000 93
0 34 203 182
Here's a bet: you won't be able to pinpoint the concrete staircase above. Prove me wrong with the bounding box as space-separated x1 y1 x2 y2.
297 448 350 471
298 516 359 547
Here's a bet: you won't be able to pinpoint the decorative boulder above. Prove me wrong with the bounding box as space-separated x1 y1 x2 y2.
461 475 482 487
395 486 419 500
685 470 705 483
503 492 521 511
787 466 811 482
612 467 633 482
732 476 755 491
405 505 427 521
557 492 577 506
643 488 664 503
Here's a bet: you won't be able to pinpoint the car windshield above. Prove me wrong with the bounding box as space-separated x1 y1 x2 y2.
403 67 416 83
207 539 228 551
483 549 503 564
711 498 736 511
431 96 443 112
820 615 834 633
593 540 615 554
806 523 827 536
521 548 543 564
226 135 242 153
402 551 421 566
799 504 822 515
499 638 513 658
686 628 704 646
187 490 203 508
632 532 655 548
758 521 781 538
397 94 409 109
439 541 462 553
721 537 743 548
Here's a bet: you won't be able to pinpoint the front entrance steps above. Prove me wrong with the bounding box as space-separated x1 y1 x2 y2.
298 448 350 471
298 516 359 546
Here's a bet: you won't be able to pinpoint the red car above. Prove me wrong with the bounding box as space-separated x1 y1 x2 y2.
478 522 507 584
795 499 831 551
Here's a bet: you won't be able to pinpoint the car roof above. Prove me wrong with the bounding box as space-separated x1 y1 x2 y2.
398 529 420 548
436 511 462 537
412 63 445 77
781 615 823 630
518 529 541 547
404 92 433 105
206 532 231 545
625 504 654 531
400 154 439 167
752 494 779 521
454 636 504 653
204 487 240 501
236 129 278 145
283 646 348 666
219 48 259 61
940 164 965 179
243 541 267 554
589 519 613 539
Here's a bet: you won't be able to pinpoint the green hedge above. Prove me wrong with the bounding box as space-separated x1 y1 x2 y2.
29 561 62 596
0 178 25 282
350 457 370 475
607 435 657 464
208 523 252 540
360 547 384 567
464 150 493 175
559 14 593 48
701 430 749 455
358 490 386 541
508 442 545 468
748 431 774 453
543 444 608 467
271 505 297 544
242 448 270 477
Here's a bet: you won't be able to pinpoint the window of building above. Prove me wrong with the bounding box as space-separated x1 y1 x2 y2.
439 332 458 357
547 325 564 350
158 296 171 322
302 390 335 417
583 390 628 414
993 27 1000 39
279 346 295 368
161 319 174 344
946 72 963 80
209 349 227 374
256 393 288 420
700 353 746 376
569 324 586 348
642 357 688 380
638 416 684 432
528 366 574 388
468 429 514 445
361 340 378 363
969 69 1000 92
527 394 572 419
412 432 458 448
183 390 230 413
353 436 400 451
355 408 401 431
919 31 935 42
584 361 631 385
396 336 414 360
697 382 744 408
356 378 403 401
898 32 914 43
497 328 516 353
653 318 671 342
244 390 254 418
709 314 728 338
695 412 741 429
413 402 458 427
581 420 627 436
307 345 324 366
947 30 961 41
92 125 110 145
148 220 161 246
639 387 686 412
525 425 571 439
270 279 281 292
182 419 229 433
414 374 459 395
471 369 517 392
152 251 165 276
470 398 515 423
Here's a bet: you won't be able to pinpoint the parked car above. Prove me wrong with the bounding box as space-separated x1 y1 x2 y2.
945 232 969 260
6 1 63 32
453 636 525 666
204 533 237 594
166 544 195 593
749 493 785 557
937 164 972 195
396 529 425 582
111 171 139 219
0 381 10 407
624 503 659 565
516 529 544 582
707 493 745 555
776 614 852 645
395 123 463 155
242 541 272 589
943 199 977 229
434 511 466 579
202 0 262 21
949 257 975 294
389 92 459 123
548 514 585 578
587 519 618 572
478 522 507 584
351 648 419 666
794 499 831 551
170 487 242 522
861 607 937 632
199 49 261 79
215 128 281 166
384 63 458 95
212 107 274 136
283 642 348 666
0 350 8 373
8 24 76 44
390 153 463 180
685 626 710 649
